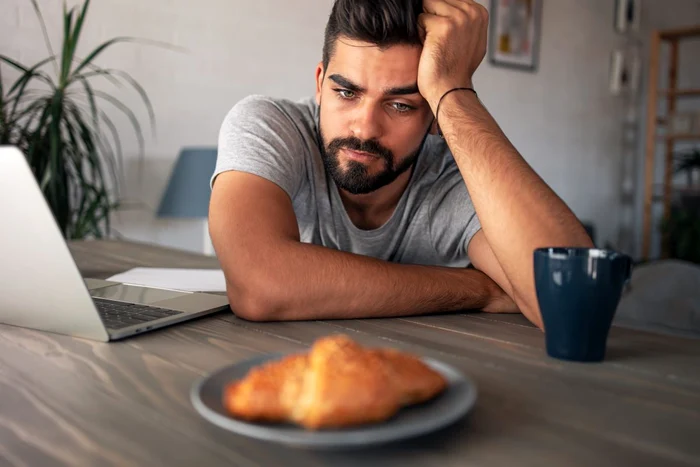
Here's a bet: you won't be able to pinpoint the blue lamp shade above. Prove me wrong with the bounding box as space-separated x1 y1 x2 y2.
157 147 218 218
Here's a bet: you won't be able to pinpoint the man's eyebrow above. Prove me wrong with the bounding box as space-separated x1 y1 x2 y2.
384 84 420 96
328 74 366 93
328 74 419 97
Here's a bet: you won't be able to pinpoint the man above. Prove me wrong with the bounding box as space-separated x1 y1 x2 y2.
209 0 592 329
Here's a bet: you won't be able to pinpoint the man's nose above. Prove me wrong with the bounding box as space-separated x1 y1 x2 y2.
350 102 383 142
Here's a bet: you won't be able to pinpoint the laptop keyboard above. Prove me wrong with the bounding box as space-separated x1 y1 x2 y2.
93 297 183 330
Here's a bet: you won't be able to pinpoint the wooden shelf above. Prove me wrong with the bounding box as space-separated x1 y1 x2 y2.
650 187 700 202
643 25 700 260
660 26 700 40
659 88 700 97
676 187 700 196
658 134 700 141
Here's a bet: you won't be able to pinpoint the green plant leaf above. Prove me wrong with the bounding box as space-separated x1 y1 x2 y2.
66 96 125 203
6 58 57 122
75 76 98 128
71 36 184 78
96 109 125 198
71 37 133 77
60 3 76 86
96 124 122 197
49 94 67 234
0 54 55 90
81 187 108 239
25 99 52 165
6 56 54 94
73 66 123 88
0 54 31 73
98 110 123 165
91 90 145 154
14 97 50 136
29 0 58 76
77 68 156 135
62 110 108 239
66 104 117 203
72 0 91 59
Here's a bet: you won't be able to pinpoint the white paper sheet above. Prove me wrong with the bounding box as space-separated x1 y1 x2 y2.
106 267 227 293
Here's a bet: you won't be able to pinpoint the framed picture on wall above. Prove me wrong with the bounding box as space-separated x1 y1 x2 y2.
614 0 641 33
488 0 543 72
609 47 641 96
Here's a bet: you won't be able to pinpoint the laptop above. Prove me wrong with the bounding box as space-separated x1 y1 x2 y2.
0 146 230 342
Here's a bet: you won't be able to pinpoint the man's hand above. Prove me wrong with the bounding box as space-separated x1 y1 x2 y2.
418 0 489 111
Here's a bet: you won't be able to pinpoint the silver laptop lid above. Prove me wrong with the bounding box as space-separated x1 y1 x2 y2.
0 146 109 342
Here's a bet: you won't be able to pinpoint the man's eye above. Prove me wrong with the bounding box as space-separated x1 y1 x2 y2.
392 102 413 113
338 89 355 99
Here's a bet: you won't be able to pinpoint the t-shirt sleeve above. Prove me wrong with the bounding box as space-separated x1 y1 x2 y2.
211 95 305 200
428 173 482 265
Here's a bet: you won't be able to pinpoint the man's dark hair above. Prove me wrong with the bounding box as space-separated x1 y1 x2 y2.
322 0 424 71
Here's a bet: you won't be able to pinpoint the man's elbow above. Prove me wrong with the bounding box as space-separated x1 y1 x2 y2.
225 280 285 322
513 292 544 330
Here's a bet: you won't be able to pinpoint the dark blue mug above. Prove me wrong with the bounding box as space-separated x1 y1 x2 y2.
534 248 632 362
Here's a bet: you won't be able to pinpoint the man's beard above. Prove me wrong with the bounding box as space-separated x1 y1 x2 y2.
318 125 428 195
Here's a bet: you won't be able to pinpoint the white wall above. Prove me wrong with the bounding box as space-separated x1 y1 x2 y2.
477 0 629 250
2 0 699 257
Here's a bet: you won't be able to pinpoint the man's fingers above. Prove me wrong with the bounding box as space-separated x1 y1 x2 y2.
423 0 489 28
443 0 489 21
417 12 451 35
423 0 463 18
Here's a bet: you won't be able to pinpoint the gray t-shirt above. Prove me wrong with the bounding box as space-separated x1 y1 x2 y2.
212 95 481 267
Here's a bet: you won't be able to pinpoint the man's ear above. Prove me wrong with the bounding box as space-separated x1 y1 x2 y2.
315 62 324 105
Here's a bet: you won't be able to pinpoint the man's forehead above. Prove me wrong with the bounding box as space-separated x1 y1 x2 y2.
331 36 422 60
328 37 422 90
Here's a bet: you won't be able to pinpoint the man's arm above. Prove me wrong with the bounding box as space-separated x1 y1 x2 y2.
209 171 515 321
442 92 592 328
418 0 593 328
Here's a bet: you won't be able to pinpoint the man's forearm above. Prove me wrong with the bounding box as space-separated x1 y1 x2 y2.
227 240 505 321
436 91 593 316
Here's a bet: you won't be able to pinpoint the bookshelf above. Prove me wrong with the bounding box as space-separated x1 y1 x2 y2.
641 25 700 260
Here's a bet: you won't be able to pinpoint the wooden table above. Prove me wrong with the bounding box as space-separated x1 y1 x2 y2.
1 240 698 466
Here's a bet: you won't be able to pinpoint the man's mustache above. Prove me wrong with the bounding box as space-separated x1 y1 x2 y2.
327 137 393 162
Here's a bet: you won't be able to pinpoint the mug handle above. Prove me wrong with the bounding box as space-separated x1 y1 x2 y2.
621 255 633 285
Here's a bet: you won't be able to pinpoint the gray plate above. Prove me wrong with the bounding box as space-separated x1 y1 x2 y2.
190 353 477 449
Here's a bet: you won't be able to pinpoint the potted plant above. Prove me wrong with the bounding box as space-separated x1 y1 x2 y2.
0 0 157 239
661 147 700 263
661 209 700 264
675 148 700 185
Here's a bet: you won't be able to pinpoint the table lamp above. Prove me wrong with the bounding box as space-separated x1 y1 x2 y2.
157 147 218 255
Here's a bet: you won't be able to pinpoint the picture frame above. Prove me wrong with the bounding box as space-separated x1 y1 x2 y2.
488 0 543 72
609 46 642 96
614 0 641 34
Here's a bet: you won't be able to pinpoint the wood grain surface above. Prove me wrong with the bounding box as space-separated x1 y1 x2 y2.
0 240 698 467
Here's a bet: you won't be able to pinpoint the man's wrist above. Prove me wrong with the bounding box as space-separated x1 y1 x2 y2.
435 89 480 139
426 81 475 116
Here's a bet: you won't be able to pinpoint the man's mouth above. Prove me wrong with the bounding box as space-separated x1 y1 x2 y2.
342 148 379 162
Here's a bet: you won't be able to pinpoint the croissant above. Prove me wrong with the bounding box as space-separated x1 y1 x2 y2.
224 335 447 429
